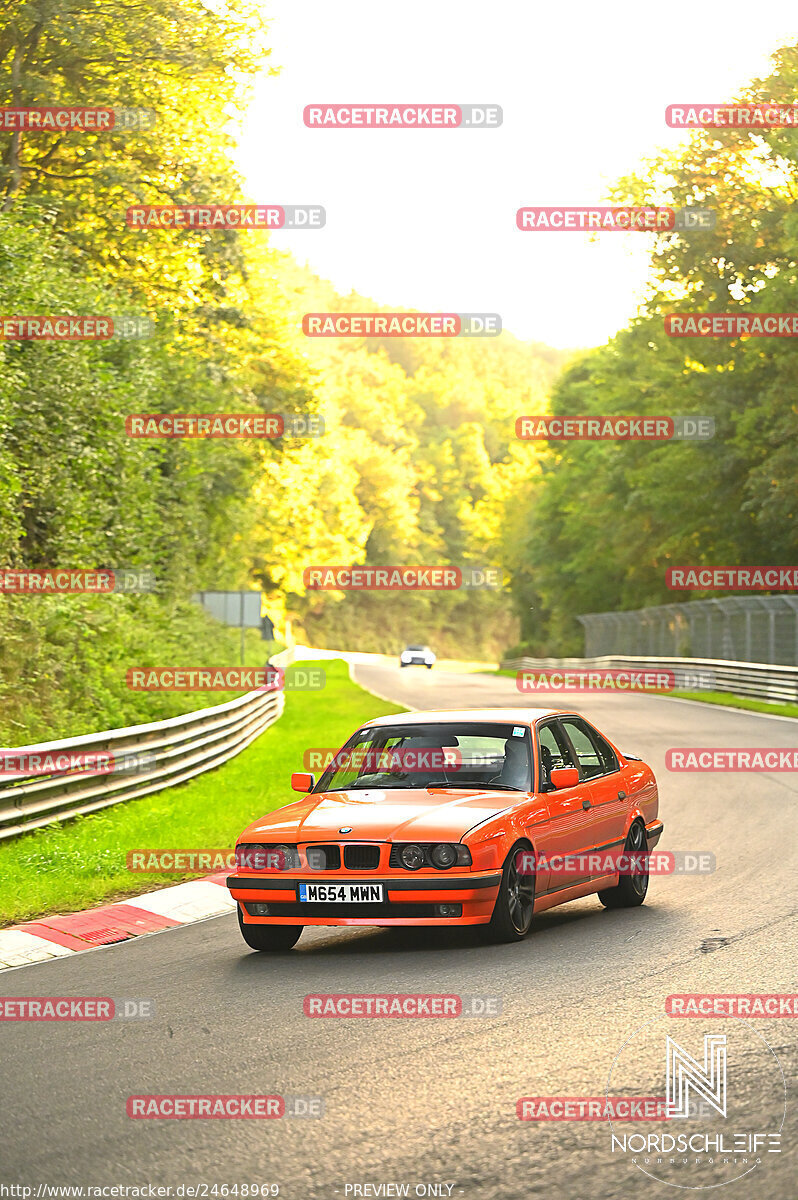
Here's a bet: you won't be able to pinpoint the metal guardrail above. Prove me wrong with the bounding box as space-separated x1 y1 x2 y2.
577 596 798 666
0 648 294 841
501 654 798 706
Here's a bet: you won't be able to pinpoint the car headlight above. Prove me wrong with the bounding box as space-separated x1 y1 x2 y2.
235 843 299 870
393 843 472 870
400 653 411 662
400 843 425 870
273 843 300 870
236 843 264 870
430 843 458 869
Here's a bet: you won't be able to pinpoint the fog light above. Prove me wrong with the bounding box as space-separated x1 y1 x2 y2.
246 902 271 916
436 904 462 917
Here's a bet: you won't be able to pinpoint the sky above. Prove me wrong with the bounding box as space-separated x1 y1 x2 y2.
237 0 798 350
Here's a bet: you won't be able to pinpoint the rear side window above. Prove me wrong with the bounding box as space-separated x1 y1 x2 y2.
590 728 619 773
560 718 619 779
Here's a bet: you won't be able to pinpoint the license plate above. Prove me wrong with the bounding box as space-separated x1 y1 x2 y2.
298 883 384 903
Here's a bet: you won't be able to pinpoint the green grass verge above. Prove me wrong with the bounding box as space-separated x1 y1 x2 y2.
665 690 798 719
0 659 404 927
481 668 798 719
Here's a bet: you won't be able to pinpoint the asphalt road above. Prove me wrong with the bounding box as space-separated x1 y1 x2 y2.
2 662 796 1199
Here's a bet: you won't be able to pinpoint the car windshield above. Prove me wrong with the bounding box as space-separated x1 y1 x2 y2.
314 722 532 793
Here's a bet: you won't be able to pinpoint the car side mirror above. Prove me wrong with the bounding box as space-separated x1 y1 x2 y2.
291 772 314 793
549 767 579 789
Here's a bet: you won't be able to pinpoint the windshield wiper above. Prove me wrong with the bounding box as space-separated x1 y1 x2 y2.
326 781 409 792
451 782 524 792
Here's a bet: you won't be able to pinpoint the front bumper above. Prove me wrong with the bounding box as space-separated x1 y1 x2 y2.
227 872 501 926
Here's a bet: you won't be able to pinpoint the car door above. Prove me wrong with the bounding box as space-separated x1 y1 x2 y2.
534 719 599 895
558 716 629 858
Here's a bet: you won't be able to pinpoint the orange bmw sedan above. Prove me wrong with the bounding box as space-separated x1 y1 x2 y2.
227 708 663 951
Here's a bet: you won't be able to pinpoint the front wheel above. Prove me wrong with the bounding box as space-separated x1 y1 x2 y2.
598 820 649 908
487 841 535 943
237 906 303 951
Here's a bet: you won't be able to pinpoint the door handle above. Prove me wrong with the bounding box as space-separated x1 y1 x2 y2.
582 799 591 810
618 790 627 800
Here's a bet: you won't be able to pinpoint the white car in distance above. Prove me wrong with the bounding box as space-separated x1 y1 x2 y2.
399 644 436 669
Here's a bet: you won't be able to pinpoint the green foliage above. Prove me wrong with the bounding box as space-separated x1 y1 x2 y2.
504 44 798 654
245 255 567 653
0 0 565 741
0 592 271 744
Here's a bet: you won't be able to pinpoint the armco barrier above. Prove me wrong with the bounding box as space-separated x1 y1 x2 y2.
0 648 294 840
502 654 798 706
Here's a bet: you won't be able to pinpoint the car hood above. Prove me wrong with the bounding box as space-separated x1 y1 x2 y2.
239 787 519 843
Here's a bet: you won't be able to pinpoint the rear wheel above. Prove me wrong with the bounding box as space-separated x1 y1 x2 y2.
487 841 535 942
237 906 303 951
598 820 649 908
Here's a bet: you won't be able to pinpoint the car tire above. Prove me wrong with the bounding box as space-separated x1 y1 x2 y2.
237 906 303 951
487 840 535 943
598 820 649 909
426 664 432 669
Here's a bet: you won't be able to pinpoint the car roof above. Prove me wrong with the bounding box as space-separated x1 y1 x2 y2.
362 707 567 728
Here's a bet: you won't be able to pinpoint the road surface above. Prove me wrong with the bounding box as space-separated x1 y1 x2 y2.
2 661 795 1199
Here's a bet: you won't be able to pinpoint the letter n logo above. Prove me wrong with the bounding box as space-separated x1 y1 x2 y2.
666 1034 727 1118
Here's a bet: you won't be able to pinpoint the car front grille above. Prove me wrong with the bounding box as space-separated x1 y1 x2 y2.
343 844 380 870
305 844 341 870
